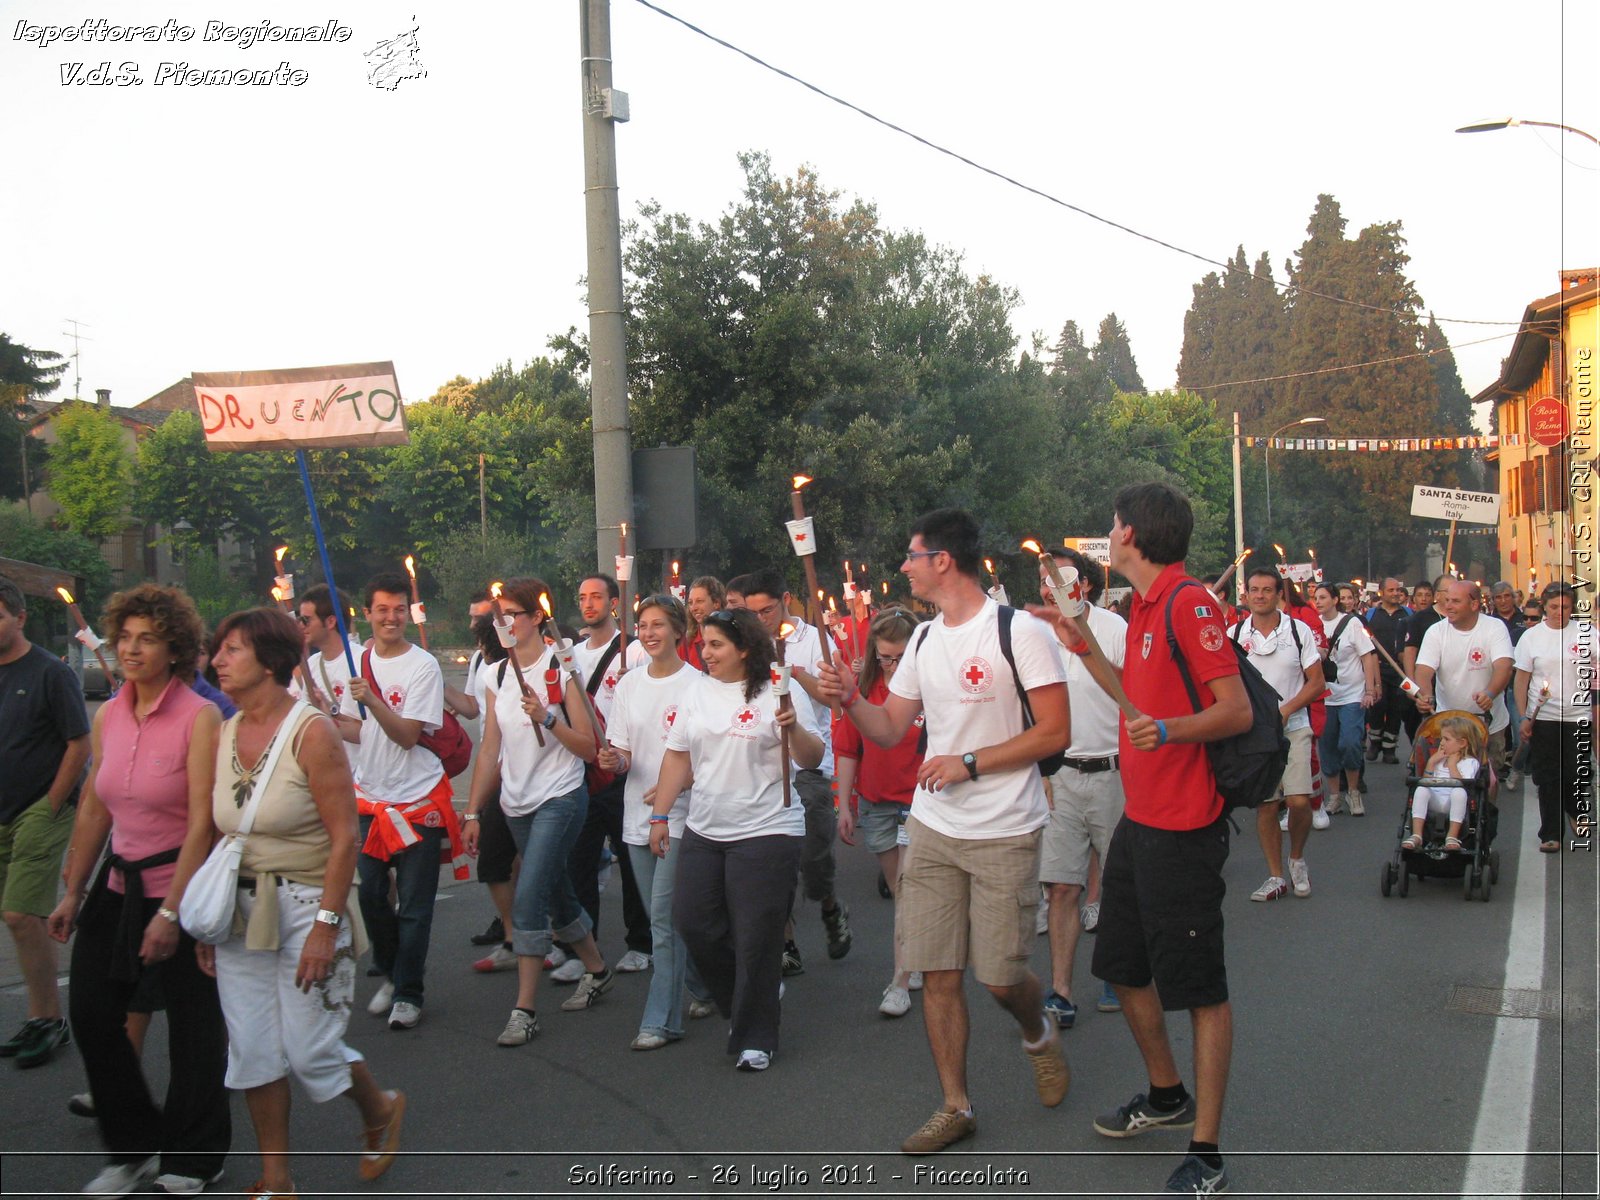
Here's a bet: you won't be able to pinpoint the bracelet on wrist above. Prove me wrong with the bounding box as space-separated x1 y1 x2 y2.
462 812 480 822
156 906 179 925
1153 718 1169 747
648 814 670 824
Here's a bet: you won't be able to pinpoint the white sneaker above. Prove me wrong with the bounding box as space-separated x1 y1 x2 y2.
735 1049 771 1071
907 971 923 991
366 980 395 1016
153 1169 224 1195
1311 806 1330 830
473 945 518 973
1505 770 1522 790
1278 809 1289 832
550 957 586 983
387 1000 421 1030
615 949 652 973
496 1009 538 1046
1250 876 1288 902
1288 858 1311 898
82 1156 157 1197
687 998 717 1020
543 945 569 970
1324 791 1342 816
1348 792 1365 817
879 984 912 1017
1079 902 1100 931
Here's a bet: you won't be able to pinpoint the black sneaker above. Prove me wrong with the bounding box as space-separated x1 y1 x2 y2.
1093 1091 1197 1138
16 1018 70 1069
821 903 852 960
0 1018 44 1058
1164 1153 1230 1194
782 940 805 977
877 871 893 900
470 916 506 946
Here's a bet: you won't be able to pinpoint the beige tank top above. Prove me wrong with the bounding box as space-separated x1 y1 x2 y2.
213 705 330 882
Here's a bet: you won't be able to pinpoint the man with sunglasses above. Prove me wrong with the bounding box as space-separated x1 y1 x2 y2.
297 584 362 768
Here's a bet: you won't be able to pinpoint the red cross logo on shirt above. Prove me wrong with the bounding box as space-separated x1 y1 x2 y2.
387 687 404 708
1468 648 1486 667
959 656 994 695
604 674 618 691
731 706 760 732
662 706 678 735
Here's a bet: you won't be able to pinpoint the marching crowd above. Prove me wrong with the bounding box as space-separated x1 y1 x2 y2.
0 481 1593 1198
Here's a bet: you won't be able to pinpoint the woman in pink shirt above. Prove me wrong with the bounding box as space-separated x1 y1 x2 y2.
48 584 230 1197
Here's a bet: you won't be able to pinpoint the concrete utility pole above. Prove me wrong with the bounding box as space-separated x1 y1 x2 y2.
579 0 634 578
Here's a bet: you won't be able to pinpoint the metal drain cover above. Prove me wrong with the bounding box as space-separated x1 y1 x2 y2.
1447 985 1565 1020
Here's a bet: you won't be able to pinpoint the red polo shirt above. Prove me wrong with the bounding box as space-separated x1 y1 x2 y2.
1121 562 1241 830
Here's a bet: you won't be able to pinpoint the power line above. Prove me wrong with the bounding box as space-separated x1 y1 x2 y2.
633 0 1523 330
1185 330 1517 391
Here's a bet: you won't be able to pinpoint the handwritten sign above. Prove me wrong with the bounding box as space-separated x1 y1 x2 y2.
191 362 409 451
1410 485 1501 525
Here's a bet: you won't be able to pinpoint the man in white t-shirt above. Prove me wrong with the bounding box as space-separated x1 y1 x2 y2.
297 583 361 769
341 572 456 1032
1230 570 1324 901
1415 579 1514 772
818 508 1071 1155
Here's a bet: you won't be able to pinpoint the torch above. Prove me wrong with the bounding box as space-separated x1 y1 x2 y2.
615 523 634 644
1524 678 1551 722
1273 543 1289 579
1022 539 1140 721
489 582 542 746
1364 634 1423 699
670 560 685 603
56 586 116 685
984 558 1010 607
1308 547 1322 583
403 554 428 650
1212 546 1251 595
786 474 840 715
541 591 606 755
272 545 295 607
774 623 795 807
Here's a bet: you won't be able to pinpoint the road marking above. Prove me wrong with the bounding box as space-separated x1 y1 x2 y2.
1461 791 1545 1199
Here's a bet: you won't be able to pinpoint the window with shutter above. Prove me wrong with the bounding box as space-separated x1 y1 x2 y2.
1548 446 1569 512
1520 460 1538 515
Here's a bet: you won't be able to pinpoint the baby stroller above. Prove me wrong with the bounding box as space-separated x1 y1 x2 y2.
1380 710 1500 901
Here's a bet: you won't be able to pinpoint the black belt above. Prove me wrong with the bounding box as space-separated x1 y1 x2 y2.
1061 754 1119 774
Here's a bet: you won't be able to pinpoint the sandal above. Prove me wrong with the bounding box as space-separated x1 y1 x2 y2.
1539 840 1561 854
1444 836 1464 852
359 1089 406 1181
1401 834 1422 851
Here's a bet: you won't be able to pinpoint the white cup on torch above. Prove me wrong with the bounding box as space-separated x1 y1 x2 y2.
74 626 106 651
770 663 792 696
410 602 427 625
784 517 817 557
555 643 579 675
493 616 518 648
614 554 634 582
274 573 295 599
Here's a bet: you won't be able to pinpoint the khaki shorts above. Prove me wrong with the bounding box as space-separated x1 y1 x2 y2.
856 801 910 855
897 816 1042 987
0 796 76 917
1040 768 1125 886
1274 726 1314 800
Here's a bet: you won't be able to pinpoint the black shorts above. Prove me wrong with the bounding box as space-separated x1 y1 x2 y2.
475 785 516 884
1091 814 1229 1011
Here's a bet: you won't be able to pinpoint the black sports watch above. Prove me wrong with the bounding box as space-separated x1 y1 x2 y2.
962 752 979 781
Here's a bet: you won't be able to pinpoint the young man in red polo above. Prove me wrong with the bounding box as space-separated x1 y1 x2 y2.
1092 483 1251 1197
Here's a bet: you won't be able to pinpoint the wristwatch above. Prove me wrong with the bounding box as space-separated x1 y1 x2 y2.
962 752 979 781
314 909 342 928
155 906 180 925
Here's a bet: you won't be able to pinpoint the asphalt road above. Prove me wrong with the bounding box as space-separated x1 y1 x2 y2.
2 753 1594 1199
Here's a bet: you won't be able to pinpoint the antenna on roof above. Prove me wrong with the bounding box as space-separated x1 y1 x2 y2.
61 318 92 401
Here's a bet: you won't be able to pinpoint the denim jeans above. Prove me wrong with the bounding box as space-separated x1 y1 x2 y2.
627 840 711 1040
357 818 444 1007
1320 702 1367 777
505 787 592 959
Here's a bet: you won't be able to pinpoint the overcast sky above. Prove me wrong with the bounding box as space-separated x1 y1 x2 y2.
3 0 1595 427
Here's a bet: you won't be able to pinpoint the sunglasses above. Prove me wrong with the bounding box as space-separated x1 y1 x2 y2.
703 610 746 644
296 615 316 626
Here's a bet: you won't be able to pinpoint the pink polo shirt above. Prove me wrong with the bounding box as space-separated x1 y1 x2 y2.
95 676 210 897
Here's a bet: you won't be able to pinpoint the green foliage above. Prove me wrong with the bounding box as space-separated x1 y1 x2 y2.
0 508 114 639
0 333 67 396
1106 389 1233 572
47 403 133 540
176 548 263 631
1093 314 1145 394
0 334 66 504
131 411 274 557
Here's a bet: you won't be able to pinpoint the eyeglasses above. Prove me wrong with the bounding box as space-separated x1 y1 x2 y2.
903 549 944 561
296 615 315 626
499 608 528 618
877 653 904 666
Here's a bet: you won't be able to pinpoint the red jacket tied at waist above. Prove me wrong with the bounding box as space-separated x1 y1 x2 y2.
357 774 469 880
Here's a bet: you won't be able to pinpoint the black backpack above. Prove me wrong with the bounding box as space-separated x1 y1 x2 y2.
911 604 1067 777
1163 581 1289 815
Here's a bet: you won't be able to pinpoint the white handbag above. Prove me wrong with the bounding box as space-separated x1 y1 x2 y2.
181 702 307 945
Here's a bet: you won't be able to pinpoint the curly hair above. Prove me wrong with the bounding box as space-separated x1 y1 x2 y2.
702 607 775 701
101 583 206 681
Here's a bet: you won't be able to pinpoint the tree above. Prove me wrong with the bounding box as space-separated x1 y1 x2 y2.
0 333 67 396
0 509 114 627
131 410 273 558
47 403 133 540
1092 313 1145 393
0 333 67 503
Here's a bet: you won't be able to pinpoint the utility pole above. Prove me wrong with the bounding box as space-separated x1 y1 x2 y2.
1231 410 1244 602
478 452 488 550
579 0 634 580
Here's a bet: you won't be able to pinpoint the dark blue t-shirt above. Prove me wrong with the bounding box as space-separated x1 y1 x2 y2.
0 644 91 824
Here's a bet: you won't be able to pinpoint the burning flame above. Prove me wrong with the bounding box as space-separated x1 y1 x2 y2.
671 560 680 575
490 581 503 600
538 592 553 618
404 554 416 577
1233 547 1251 565
1020 538 1044 555
792 474 813 491
1307 547 1317 558
1272 544 1285 557
779 622 794 638
881 581 889 595
274 545 288 565
271 586 284 602
56 586 74 605
827 596 838 612
984 558 995 575
619 521 628 539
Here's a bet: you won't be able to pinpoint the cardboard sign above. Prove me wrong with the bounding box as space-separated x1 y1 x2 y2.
192 362 408 451
1409 485 1501 524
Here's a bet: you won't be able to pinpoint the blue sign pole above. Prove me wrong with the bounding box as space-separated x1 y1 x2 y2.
295 449 365 718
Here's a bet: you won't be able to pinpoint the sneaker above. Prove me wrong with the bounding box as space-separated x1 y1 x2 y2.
1043 990 1077 1029
1311 805 1330 830
81 1155 158 1197
782 940 805 977
877 870 893 899
560 967 615 1011
68 1092 96 1118
908 971 923 991
550 957 586 984
631 1031 670 1050
0 1017 45 1057
1093 1090 1197 1137
1504 770 1522 791
822 902 853 960
1348 792 1365 817
1324 791 1342 816
366 981 395 1016
473 945 518 973
1096 981 1121 1013
688 998 717 1020
387 1001 421 1030
1288 858 1311 898
735 1049 771 1072
1080 901 1100 932
17 1017 70 1068
496 1009 539 1046
1024 1026 1070 1107
543 945 569 970
1035 902 1050 935
1164 1152 1231 1195
1277 809 1288 832
1249 876 1288 902
469 916 505 946
901 1107 975 1154
615 949 652 973
153 1169 225 1195
879 984 912 1017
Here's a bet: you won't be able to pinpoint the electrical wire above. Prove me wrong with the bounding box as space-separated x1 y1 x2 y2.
632 0 1524 329
1185 330 1518 391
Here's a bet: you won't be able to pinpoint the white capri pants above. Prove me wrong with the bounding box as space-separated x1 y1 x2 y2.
1411 785 1468 825
214 879 363 1103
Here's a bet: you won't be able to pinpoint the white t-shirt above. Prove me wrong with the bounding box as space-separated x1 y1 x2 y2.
1320 614 1377 707
352 643 445 802
571 633 648 723
607 660 697 844
1416 616 1514 733
1063 604 1128 758
1423 754 1480 790
664 674 805 842
482 650 585 817
781 620 834 776
1229 615 1321 732
1513 620 1596 724
889 599 1066 839
308 638 361 767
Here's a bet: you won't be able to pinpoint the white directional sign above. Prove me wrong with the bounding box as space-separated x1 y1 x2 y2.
1410 485 1501 524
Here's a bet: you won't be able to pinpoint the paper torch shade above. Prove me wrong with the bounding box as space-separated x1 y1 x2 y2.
614 555 634 582
770 663 792 696
274 573 295 599
784 517 817 557
1313 568 1324 582
74 627 106 651
670 584 687 602
987 583 1010 607
555 645 578 674
493 616 518 648
409 602 427 625
1276 563 1290 577
1048 563 1088 618
842 580 857 600
1399 677 1420 696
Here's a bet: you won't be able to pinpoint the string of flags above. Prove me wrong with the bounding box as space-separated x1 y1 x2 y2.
1244 434 1524 451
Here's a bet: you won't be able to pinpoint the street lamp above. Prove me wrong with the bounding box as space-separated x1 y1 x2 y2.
1455 117 1600 146
1264 416 1326 548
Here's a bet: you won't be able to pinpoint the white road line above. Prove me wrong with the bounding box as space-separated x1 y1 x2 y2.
1462 790 1546 1200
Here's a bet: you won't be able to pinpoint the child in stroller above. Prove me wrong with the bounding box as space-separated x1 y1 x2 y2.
1402 716 1483 853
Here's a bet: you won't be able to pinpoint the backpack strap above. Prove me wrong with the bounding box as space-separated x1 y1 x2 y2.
585 636 622 697
1165 581 1206 716
1328 614 1354 653
996 605 1040 732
